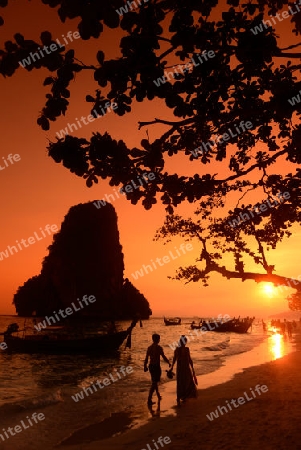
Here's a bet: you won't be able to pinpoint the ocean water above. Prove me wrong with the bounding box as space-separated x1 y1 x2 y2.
0 317 261 404
0 315 295 448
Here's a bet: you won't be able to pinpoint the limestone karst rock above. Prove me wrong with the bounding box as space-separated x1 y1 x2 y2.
13 202 151 320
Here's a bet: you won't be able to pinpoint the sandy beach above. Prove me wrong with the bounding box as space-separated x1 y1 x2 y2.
78 334 301 450
0 333 299 450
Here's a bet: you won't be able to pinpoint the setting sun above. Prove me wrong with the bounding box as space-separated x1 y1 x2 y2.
261 283 278 298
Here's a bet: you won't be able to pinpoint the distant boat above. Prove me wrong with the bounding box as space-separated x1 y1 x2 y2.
164 317 181 326
2 320 137 354
190 317 254 334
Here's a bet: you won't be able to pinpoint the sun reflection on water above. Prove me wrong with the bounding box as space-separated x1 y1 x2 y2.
269 333 285 360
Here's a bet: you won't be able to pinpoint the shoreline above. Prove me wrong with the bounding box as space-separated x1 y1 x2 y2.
83 335 301 450
155 332 295 416
59 335 301 450
0 331 297 449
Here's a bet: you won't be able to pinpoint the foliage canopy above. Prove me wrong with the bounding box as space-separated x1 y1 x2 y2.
1 0 301 307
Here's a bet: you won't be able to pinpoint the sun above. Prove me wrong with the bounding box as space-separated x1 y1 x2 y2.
261 282 278 298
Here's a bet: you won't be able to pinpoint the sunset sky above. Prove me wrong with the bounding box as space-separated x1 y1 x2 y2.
0 0 299 318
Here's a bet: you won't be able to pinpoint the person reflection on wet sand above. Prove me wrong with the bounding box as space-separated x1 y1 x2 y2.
148 400 161 417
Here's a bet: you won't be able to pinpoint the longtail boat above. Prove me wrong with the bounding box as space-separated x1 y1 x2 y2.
164 317 181 326
190 317 254 334
2 320 137 354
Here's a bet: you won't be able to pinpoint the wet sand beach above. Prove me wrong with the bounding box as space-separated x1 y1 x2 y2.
0 333 298 450
81 334 301 450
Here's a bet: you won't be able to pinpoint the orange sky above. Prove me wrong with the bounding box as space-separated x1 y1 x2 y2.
0 0 299 317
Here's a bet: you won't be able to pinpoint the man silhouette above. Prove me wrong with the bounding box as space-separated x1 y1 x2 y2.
144 333 170 405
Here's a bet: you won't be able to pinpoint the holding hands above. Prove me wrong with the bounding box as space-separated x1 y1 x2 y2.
192 368 198 385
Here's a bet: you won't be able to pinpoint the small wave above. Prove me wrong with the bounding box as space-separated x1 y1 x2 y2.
0 389 63 415
201 338 230 351
222 334 267 357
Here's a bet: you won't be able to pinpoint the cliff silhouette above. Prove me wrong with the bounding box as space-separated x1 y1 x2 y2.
13 202 152 320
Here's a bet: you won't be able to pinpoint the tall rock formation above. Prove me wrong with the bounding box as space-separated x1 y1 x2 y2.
13 202 151 319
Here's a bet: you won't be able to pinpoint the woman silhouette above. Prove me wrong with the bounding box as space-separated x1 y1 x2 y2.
170 335 197 405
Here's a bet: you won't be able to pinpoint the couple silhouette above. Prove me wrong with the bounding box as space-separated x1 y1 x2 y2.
144 333 197 406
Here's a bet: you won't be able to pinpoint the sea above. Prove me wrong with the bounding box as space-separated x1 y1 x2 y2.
0 315 296 449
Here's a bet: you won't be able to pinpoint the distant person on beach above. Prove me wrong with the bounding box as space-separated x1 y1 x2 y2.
170 335 197 406
286 321 293 339
144 333 170 405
